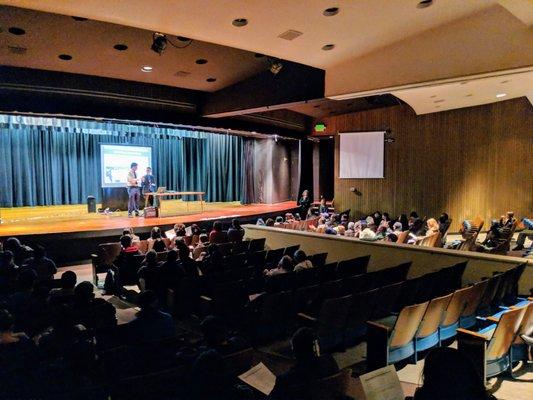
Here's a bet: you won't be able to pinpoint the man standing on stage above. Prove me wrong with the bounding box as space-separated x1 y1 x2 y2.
141 166 156 207
127 162 140 217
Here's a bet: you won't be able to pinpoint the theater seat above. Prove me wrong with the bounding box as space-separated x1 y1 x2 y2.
367 301 429 370
414 293 452 361
438 285 473 343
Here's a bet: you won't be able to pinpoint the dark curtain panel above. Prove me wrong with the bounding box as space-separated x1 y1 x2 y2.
241 138 256 204
0 116 244 207
298 139 314 201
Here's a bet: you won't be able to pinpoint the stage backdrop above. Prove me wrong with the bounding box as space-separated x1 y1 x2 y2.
0 115 245 207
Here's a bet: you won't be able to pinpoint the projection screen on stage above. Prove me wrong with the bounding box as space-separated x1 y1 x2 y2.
100 144 153 188
339 131 385 179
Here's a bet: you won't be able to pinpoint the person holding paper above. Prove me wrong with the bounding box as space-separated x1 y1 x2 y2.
268 327 339 399
126 162 140 217
141 166 156 207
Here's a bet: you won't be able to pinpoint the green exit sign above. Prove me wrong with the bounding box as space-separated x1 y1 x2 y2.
314 123 326 132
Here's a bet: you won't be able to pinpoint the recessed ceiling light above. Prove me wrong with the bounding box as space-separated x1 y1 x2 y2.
254 53 265 58
496 93 507 98
232 18 248 27
323 7 339 17
72 16 88 21
141 65 153 72
322 44 335 51
195 59 208 65
206 77 217 82
417 0 433 9
58 54 72 61
113 44 128 51
8 27 26 35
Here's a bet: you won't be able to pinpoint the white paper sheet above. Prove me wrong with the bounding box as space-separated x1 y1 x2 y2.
238 362 276 396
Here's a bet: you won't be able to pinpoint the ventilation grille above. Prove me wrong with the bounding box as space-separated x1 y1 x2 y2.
278 30 303 41
8 45 27 55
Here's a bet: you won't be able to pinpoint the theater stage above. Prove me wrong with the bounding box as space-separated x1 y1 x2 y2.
0 200 298 264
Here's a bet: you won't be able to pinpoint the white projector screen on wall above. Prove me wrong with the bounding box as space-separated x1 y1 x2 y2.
100 144 153 188
339 131 385 178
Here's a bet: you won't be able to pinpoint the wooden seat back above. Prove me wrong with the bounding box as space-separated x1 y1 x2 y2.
515 302 533 340
417 293 453 338
487 307 525 361
396 230 409 244
389 301 429 348
97 243 122 265
441 286 473 326
461 280 489 317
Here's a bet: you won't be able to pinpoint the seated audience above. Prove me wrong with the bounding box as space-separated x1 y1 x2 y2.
265 218 275 227
513 217 533 252
49 270 77 305
274 216 285 227
3 237 32 266
6 269 40 332
412 347 496 400
138 250 162 291
269 327 339 399
176 241 200 277
147 226 167 252
227 219 245 242
122 227 140 243
209 221 228 244
345 221 356 237
425 218 440 236
409 211 420 226
72 281 116 331
125 290 175 344
438 213 451 234
22 245 57 281
159 249 185 291
0 250 19 291
293 250 313 272
199 244 223 274
193 234 210 259
173 223 187 237
111 235 140 287
198 315 248 355
398 214 409 231
264 255 293 277
318 197 328 214
502 211 516 228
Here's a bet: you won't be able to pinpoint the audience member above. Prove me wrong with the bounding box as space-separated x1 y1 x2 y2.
274 216 285 227
297 189 312 218
412 347 496 400
398 214 409 231
49 270 77 305
264 255 293 277
22 245 57 281
174 223 187 237
227 219 245 242
138 250 162 291
293 250 313 272
199 244 223 275
0 250 19 290
425 218 440 236
159 250 185 292
125 290 175 344
122 227 140 243
73 281 116 331
513 217 533 252
176 241 200 277
269 327 339 399
193 234 210 259
437 213 451 234
318 197 328 214
111 235 140 287
265 218 275 227
198 315 249 355
209 221 228 244
147 226 167 252
3 237 32 266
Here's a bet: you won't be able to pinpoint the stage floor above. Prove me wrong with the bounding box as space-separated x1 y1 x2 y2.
0 200 297 236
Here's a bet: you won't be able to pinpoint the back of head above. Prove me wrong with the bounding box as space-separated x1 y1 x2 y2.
293 250 307 263
420 348 488 400
33 245 45 259
138 290 159 311
120 235 133 248
410 211 419 219
212 221 222 232
200 315 228 346
151 226 162 239
199 234 209 244
265 218 275 227
279 255 294 271
275 216 284 223
176 242 190 260
5 237 21 252
17 268 37 291
0 309 14 333
145 249 157 264
61 270 77 289
291 327 318 361
439 213 449 223
231 219 240 229
74 281 95 303
166 249 178 262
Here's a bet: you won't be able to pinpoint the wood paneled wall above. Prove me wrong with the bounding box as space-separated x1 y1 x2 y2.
325 97 533 231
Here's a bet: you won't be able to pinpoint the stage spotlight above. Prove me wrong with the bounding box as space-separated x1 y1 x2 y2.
151 32 167 55
269 59 283 75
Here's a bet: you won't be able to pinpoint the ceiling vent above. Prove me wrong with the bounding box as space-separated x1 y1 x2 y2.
175 70 191 77
278 30 303 41
8 45 27 55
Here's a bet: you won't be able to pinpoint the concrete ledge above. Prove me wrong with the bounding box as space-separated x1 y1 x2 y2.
243 225 531 295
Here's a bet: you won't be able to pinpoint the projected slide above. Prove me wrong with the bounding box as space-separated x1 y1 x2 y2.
100 144 152 188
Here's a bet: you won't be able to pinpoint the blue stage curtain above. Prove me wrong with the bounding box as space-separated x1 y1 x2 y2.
0 115 243 207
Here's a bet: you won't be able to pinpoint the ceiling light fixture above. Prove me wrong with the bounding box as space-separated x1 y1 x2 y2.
417 0 434 9
58 54 72 60
268 58 283 74
195 59 208 65
322 44 335 51
323 7 339 16
113 44 128 51
496 93 507 98
232 18 248 27
206 77 217 82
141 65 153 72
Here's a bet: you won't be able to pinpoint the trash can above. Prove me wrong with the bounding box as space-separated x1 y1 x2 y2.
87 195 96 213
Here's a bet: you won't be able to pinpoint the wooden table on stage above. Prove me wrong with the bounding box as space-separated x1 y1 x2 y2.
144 191 205 217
